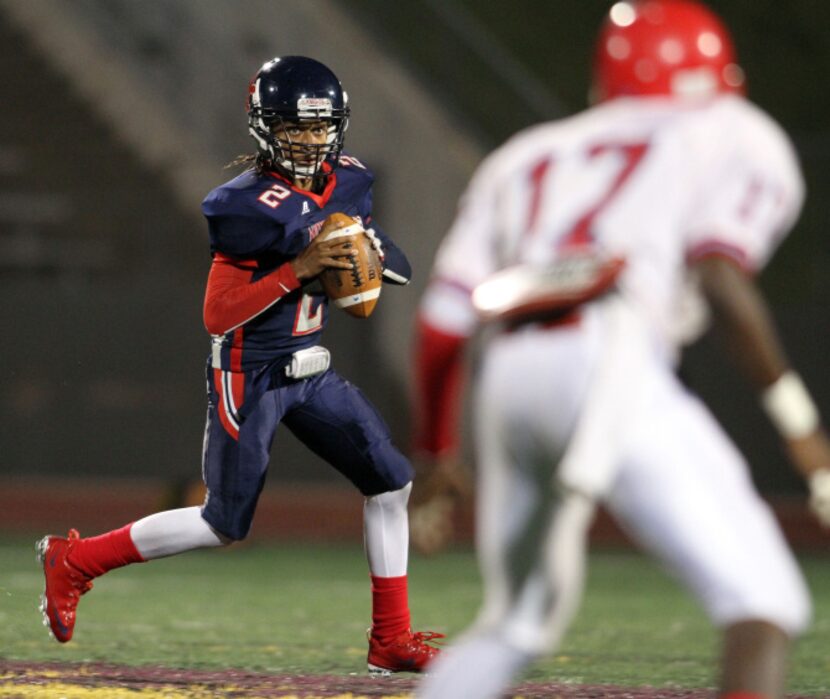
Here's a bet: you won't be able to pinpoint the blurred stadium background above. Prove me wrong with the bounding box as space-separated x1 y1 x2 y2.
1 0 829 546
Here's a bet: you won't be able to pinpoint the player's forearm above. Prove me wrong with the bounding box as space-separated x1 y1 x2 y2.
203 254 301 335
696 256 790 389
697 255 824 442
381 244 411 285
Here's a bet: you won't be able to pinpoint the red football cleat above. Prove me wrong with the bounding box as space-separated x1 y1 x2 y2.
36 529 93 643
367 629 444 675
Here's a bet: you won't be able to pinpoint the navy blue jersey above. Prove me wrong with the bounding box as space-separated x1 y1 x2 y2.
201 155 411 372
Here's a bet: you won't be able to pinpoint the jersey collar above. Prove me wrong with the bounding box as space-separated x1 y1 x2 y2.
267 163 337 209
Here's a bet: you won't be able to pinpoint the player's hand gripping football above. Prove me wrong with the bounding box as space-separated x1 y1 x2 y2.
784 427 830 527
409 455 472 555
290 233 357 280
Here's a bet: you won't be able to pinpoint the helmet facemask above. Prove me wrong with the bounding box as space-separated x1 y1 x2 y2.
273 116 347 179
248 96 349 181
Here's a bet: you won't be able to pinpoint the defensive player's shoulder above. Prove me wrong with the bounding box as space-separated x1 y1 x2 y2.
704 95 793 152
676 96 799 179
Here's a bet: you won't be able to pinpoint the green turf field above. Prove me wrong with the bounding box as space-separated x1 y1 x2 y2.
1 537 828 696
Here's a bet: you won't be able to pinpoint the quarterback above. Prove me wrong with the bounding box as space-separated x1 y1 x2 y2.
38 55 441 675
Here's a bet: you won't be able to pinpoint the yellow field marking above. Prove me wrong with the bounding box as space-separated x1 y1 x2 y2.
0 682 413 699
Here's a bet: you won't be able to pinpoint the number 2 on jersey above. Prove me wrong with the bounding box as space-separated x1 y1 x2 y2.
293 293 324 335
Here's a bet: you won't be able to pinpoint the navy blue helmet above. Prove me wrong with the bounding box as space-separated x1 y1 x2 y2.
247 56 350 179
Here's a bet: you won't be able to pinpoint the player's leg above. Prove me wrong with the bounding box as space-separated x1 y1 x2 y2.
362 481 445 675
606 371 810 699
420 485 594 699
720 620 790 699
38 364 280 642
282 371 440 673
198 365 284 541
419 328 598 699
363 481 414 661
418 424 595 698
363 481 411 579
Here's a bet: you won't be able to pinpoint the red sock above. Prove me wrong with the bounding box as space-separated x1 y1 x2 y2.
67 523 145 578
370 575 411 642
721 693 769 699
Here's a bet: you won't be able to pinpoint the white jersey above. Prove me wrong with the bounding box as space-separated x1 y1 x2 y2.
417 96 811 651
423 95 804 360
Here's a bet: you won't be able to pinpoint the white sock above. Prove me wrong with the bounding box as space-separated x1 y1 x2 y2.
417 632 533 699
364 482 411 577
130 506 226 560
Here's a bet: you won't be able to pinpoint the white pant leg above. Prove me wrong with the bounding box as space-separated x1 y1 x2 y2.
130 506 226 560
364 482 411 578
476 486 595 655
473 323 601 652
417 632 532 699
607 370 811 636
419 326 599 699
419 416 595 699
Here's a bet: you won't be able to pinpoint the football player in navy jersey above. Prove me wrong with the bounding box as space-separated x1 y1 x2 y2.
37 55 442 675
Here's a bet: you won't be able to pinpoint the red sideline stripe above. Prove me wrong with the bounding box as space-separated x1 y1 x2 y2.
230 327 244 372
213 368 240 440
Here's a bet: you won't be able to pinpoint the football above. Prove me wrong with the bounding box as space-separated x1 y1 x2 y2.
318 212 383 318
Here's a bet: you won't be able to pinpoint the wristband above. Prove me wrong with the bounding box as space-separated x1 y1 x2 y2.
760 371 820 439
808 469 830 528
809 469 830 500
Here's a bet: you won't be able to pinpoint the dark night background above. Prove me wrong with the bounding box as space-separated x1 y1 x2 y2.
1 1 827 499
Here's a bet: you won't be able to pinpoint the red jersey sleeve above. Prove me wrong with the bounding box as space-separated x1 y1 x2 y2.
203 253 302 335
412 313 467 456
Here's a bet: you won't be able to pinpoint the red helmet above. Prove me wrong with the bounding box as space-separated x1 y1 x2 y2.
592 0 745 101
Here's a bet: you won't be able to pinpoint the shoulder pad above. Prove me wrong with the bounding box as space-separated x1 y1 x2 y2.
336 153 375 183
203 172 295 257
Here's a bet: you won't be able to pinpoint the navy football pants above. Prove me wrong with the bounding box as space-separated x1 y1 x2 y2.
201 364 414 540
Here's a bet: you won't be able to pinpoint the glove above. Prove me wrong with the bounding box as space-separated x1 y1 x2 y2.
809 469 830 527
783 428 830 528
409 456 472 555
364 227 385 262
409 493 456 556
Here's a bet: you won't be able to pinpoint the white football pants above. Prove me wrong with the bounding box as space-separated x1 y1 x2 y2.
419 302 810 698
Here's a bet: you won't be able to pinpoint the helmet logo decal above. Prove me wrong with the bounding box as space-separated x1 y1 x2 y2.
297 97 333 117
249 79 262 109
